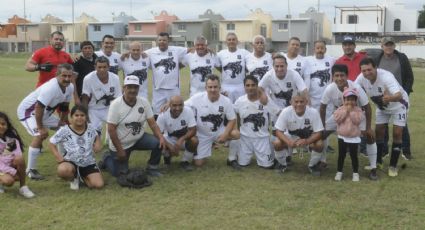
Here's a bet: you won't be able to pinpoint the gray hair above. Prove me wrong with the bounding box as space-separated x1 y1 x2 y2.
56 63 74 76
252 35 266 44
194 35 208 45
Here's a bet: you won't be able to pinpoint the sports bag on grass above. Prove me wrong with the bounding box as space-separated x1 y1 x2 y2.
117 169 152 189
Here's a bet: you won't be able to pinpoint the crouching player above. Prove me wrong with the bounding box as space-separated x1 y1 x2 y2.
273 93 324 175
49 105 104 190
157 96 198 171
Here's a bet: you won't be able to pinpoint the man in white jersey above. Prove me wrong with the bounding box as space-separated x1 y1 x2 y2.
355 58 409 177
273 93 324 175
234 75 278 168
245 35 273 81
281 37 307 80
81 57 122 134
157 96 198 171
215 32 250 102
145 32 187 116
95 34 121 75
182 35 217 96
101 75 165 177
17 64 75 180
184 74 239 167
320 64 378 180
120 41 150 99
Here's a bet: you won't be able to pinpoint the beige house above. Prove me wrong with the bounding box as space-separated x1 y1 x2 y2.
247 8 273 39
50 22 87 42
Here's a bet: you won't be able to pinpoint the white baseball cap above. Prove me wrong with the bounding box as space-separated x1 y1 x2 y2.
124 75 140 86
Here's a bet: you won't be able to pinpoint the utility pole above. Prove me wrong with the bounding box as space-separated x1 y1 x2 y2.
24 0 28 52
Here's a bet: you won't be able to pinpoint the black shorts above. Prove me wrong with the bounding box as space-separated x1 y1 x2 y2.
67 162 100 178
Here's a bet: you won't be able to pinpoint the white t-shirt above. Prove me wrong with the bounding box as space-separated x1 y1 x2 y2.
259 68 307 108
283 53 307 80
245 52 273 81
17 77 74 120
234 94 278 138
49 124 98 167
304 55 336 107
185 92 236 136
275 106 324 138
145 46 187 90
107 96 154 151
182 52 217 96
157 106 196 140
321 80 369 113
82 71 122 111
355 68 409 113
120 56 150 98
216 48 249 86
95 50 121 74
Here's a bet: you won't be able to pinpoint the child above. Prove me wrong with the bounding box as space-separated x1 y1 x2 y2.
333 88 364 182
0 112 35 198
49 105 104 190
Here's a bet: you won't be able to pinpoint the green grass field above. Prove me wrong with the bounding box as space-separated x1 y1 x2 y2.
0 54 424 229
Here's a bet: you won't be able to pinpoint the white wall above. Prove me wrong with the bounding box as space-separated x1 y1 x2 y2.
385 4 418 32
326 44 425 59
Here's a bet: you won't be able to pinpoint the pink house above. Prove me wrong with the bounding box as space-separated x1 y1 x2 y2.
127 11 178 40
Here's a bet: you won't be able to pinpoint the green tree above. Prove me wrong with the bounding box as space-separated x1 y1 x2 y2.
419 5 425 28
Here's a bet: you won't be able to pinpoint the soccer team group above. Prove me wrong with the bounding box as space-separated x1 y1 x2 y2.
0 29 414 198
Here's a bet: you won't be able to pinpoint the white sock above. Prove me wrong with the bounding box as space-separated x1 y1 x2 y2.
27 147 41 172
275 149 287 166
228 139 240 161
367 143 377 168
309 150 322 167
181 150 193 162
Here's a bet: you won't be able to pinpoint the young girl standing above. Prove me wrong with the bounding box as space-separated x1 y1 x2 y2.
0 112 35 198
333 88 364 182
49 105 104 190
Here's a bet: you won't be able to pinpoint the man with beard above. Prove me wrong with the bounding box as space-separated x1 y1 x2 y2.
335 35 366 81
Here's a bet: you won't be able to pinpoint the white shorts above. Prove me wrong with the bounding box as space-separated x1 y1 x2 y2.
325 112 366 131
222 84 245 103
375 108 408 127
89 108 108 132
195 132 221 160
152 88 180 114
20 115 59 136
238 135 273 167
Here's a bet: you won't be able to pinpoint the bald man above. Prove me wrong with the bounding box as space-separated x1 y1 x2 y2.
156 96 198 171
120 41 151 99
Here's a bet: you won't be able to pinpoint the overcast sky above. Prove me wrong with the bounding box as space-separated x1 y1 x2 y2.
0 0 422 23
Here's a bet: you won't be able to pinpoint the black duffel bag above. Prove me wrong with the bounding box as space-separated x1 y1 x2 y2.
117 169 152 189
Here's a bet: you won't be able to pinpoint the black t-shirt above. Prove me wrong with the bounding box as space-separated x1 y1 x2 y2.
73 54 97 97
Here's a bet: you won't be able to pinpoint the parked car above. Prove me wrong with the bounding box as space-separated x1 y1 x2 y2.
361 48 381 59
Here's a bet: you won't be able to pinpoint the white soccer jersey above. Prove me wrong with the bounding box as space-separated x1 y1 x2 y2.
275 106 324 138
234 94 278 138
304 55 336 107
145 46 186 90
95 50 121 74
283 53 307 80
107 96 154 151
321 80 369 112
17 78 74 120
259 69 307 108
182 52 217 96
355 69 409 113
157 106 196 140
185 92 236 136
82 71 122 111
245 52 273 81
49 124 98 167
120 56 150 98
216 48 249 85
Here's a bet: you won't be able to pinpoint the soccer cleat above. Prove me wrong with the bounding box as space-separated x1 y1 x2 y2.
364 165 373 170
334 172 343 181
368 169 379 181
227 160 242 170
27 169 45 180
275 164 287 174
401 152 413 161
146 168 163 177
388 167 398 177
70 178 79 190
19 186 35 198
308 165 321 176
352 173 360 182
180 161 194 172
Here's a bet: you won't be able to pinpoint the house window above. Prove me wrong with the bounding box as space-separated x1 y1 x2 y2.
347 15 358 24
56 26 63 32
278 22 288 30
94 25 101 32
20 26 27 32
178 24 186 31
135 24 142 32
394 19 401 31
260 24 267 37
227 23 235 31
211 24 218 41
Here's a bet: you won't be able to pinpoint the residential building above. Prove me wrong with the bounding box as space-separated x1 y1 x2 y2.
88 22 125 48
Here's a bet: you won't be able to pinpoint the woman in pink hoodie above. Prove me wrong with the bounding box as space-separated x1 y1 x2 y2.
333 88 364 182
